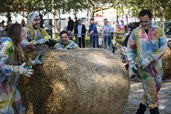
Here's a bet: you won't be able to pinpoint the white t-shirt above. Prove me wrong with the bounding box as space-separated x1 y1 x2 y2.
77 25 82 38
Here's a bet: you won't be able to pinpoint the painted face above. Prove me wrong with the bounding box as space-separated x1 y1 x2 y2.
60 33 69 44
32 16 41 29
139 15 151 30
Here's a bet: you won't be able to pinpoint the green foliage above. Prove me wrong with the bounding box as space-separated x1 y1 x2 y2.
124 0 171 20
1 0 171 22
116 38 123 45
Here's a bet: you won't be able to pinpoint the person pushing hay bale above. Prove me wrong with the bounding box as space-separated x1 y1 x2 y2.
162 47 171 79
22 48 130 114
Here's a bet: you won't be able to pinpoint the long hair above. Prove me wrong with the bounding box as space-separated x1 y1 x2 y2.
8 23 27 65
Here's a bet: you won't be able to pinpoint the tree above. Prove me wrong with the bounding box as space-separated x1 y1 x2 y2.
123 0 171 28
76 0 121 19
0 0 25 22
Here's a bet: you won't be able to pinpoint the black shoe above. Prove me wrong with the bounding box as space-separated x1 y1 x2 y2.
136 103 146 114
130 75 136 81
125 64 129 70
149 107 159 114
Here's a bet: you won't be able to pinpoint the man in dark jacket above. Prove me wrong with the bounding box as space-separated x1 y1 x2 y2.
88 19 98 48
74 19 86 48
67 17 74 32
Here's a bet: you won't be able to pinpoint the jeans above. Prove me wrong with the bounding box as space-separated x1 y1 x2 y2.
104 35 112 51
90 34 98 48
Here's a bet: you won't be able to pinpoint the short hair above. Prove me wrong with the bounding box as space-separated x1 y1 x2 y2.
139 10 152 19
60 30 69 37
90 19 94 21
78 19 82 21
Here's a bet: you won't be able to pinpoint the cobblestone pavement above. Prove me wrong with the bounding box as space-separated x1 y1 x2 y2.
123 80 171 114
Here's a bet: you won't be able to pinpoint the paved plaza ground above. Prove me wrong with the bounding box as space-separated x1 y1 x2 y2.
123 79 171 114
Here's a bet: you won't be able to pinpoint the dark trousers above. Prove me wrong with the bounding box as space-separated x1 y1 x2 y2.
77 37 85 48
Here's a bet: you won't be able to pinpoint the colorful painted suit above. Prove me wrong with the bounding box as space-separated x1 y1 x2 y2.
22 11 50 53
127 25 167 109
26 11 50 42
20 26 51 59
0 37 25 114
55 40 79 50
27 26 50 41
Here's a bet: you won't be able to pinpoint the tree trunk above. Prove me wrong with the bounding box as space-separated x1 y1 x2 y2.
126 15 128 32
88 7 95 20
52 0 56 39
6 10 11 22
57 10 61 32
86 10 90 27
160 11 165 30
116 8 119 32
88 0 95 19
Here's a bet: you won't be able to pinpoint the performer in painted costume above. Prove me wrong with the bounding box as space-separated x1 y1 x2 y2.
127 10 167 114
20 12 51 55
0 23 33 114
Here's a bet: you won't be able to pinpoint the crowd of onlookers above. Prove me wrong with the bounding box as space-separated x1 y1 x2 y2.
1 17 120 53
63 16 119 53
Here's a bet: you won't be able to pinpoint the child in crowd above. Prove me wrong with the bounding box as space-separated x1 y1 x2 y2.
112 37 117 53
98 32 103 48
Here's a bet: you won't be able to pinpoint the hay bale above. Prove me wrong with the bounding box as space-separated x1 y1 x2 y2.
24 44 49 59
162 47 171 79
23 48 130 114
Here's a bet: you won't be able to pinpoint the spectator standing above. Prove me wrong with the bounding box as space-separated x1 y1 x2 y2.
39 13 44 28
74 19 86 48
88 19 98 48
112 37 117 53
165 23 171 37
67 17 74 32
98 32 103 48
102 19 114 51
74 16 78 28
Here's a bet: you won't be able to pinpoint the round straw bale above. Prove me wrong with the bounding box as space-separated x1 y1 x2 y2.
23 48 130 114
24 44 49 59
162 47 171 79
